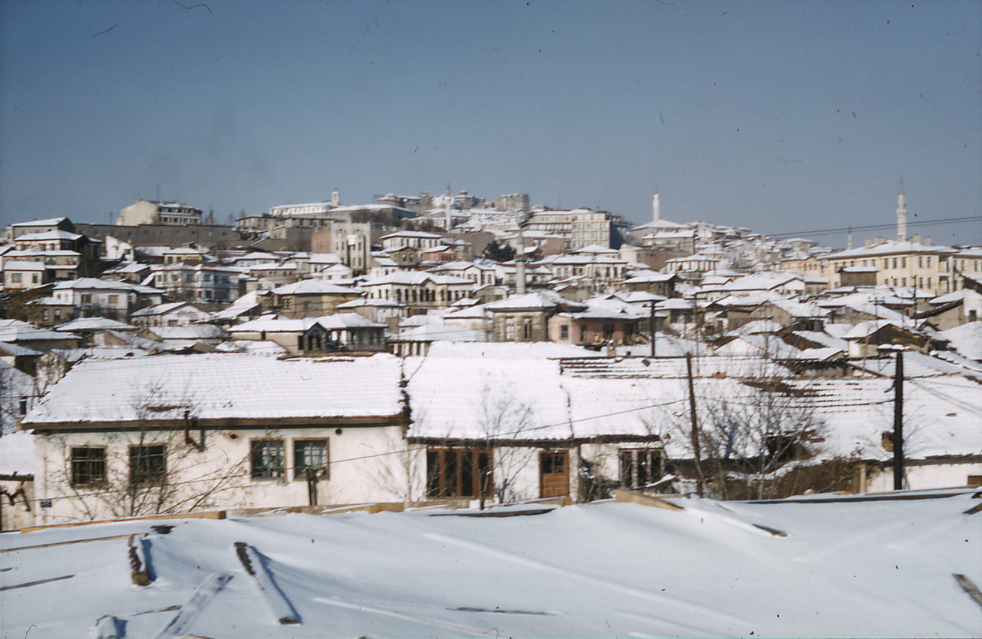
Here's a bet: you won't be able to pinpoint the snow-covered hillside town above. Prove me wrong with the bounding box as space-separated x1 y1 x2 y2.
1 188 980 638
0 185 979 532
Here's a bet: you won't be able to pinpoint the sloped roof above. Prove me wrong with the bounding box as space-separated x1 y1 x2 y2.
270 280 359 296
23 353 404 426
485 291 587 312
54 317 135 332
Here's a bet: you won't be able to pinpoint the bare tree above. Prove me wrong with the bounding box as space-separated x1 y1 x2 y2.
48 381 252 521
654 357 835 500
474 381 537 507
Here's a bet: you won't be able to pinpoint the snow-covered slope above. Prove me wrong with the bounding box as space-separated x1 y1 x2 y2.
1 491 978 638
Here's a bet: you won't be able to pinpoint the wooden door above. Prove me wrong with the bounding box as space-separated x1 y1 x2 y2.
539 450 570 499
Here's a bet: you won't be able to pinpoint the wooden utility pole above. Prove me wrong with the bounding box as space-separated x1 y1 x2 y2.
650 302 657 358
685 352 704 497
893 349 904 490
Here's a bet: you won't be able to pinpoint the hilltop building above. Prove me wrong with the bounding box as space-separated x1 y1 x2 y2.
118 200 203 226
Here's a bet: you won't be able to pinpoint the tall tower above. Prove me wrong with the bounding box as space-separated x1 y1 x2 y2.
896 179 907 242
652 191 660 222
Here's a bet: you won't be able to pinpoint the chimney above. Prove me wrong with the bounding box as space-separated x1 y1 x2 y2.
874 236 884 246
911 233 920 244
652 192 660 223
865 238 872 247
331 190 340 206
924 236 932 246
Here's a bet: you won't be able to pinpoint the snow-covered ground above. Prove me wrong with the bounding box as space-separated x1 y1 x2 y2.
1 490 979 638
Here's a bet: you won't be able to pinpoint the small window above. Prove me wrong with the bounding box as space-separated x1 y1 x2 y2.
11 273 22 283
81 294 92 304
251 440 285 479
560 324 569 339
108 295 119 305
71 447 106 486
295 440 329 479
130 445 167 486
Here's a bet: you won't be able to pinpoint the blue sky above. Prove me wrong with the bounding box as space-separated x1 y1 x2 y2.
1 0 980 247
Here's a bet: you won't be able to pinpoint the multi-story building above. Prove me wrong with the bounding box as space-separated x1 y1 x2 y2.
51 278 164 321
361 272 474 315
153 263 241 304
118 200 203 226
524 208 626 251
825 236 957 295
3 217 76 241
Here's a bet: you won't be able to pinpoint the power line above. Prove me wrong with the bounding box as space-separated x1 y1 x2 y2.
768 215 982 240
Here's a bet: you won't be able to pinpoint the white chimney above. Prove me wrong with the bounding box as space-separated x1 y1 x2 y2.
652 192 660 222
331 190 340 206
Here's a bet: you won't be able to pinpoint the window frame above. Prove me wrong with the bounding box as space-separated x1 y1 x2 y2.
426 448 492 499
294 439 330 480
70 447 107 486
129 444 167 486
250 439 286 479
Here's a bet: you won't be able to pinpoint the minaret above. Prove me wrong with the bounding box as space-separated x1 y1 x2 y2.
896 179 907 242
652 191 660 223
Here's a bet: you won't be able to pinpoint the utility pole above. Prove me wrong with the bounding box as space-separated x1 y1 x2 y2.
893 349 904 490
650 301 657 358
686 352 705 497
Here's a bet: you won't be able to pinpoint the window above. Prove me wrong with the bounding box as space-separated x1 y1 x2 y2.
602 324 614 340
522 318 533 340
81 294 92 304
620 449 663 489
426 448 492 498
71 447 106 486
560 324 569 339
108 295 119 305
251 440 285 479
10 273 21 283
130 445 166 485
295 440 329 479
32 273 39 284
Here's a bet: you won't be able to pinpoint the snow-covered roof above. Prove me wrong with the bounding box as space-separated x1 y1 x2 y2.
13 230 82 242
393 324 487 343
149 325 228 340
56 317 136 333
52 278 163 295
269 280 359 296
8 216 68 228
381 230 442 239
831 239 956 258
485 291 586 312
941 321 982 361
1 260 46 271
130 302 196 317
23 353 404 426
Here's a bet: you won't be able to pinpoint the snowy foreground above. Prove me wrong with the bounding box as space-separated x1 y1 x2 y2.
1 492 980 638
